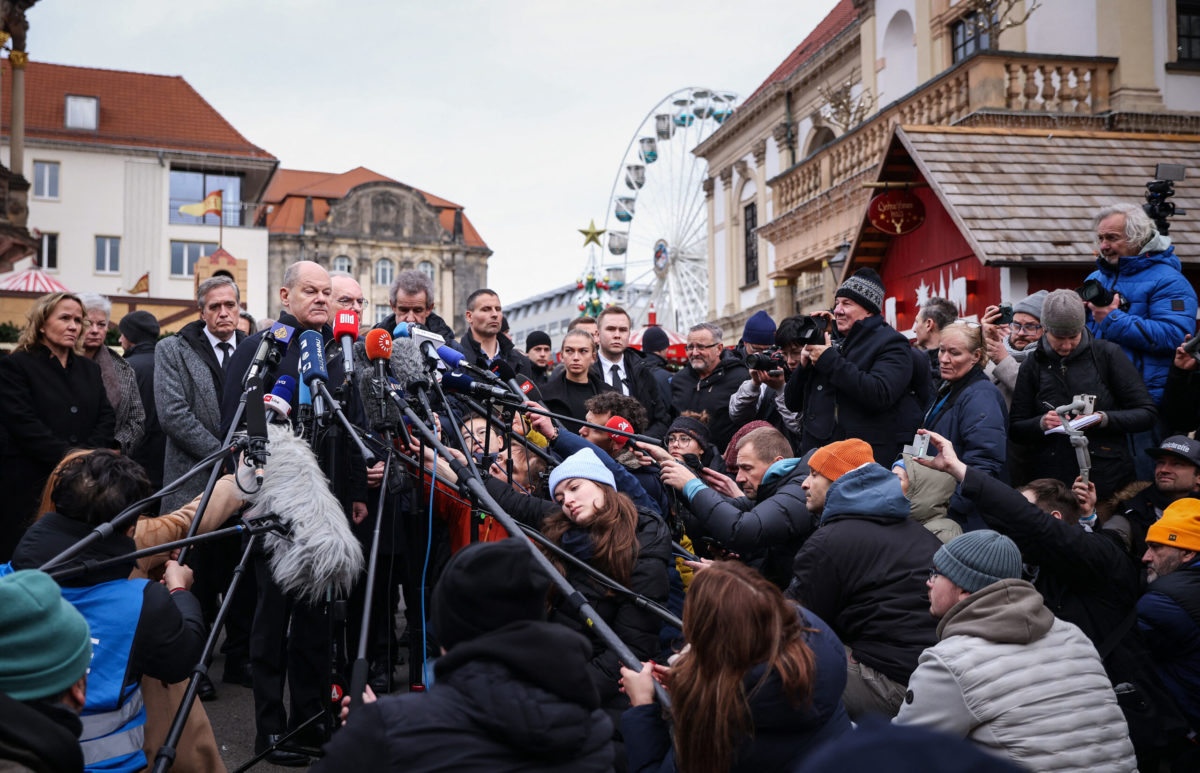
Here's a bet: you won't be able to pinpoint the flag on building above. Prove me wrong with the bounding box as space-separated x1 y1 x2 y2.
178 190 222 218
128 272 149 295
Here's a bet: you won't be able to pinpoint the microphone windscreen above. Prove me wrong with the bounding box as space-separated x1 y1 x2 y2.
268 321 297 348
390 336 428 390
392 321 414 338
436 344 465 369
364 328 393 360
441 369 474 394
239 425 364 602
298 378 312 406
333 310 360 341
298 330 328 386
605 414 633 448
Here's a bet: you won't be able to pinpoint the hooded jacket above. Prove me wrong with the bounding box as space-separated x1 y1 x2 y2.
312 621 614 772
1085 236 1198 402
1010 329 1157 497
787 464 940 685
684 457 813 588
621 606 851 773
898 454 962 544
670 350 750 451
784 314 928 465
895 579 1137 772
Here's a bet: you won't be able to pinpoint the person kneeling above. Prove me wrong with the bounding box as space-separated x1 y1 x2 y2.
895 530 1136 771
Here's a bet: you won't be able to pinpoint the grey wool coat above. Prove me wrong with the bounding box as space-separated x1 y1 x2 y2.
155 320 245 511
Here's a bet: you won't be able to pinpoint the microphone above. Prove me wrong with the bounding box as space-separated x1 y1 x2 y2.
365 328 393 377
605 414 634 449
236 424 365 603
441 369 512 401
244 375 269 486
334 310 360 379
298 330 329 388
244 322 296 385
264 375 296 423
492 359 536 398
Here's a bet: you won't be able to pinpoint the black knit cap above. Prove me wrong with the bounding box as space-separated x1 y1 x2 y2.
431 538 549 650
117 310 160 344
835 268 885 315
526 330 552 350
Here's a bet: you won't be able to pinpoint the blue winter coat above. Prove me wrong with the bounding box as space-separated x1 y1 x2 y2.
1085 241 1198 402
922 366 1008 522
1137 557 1200 730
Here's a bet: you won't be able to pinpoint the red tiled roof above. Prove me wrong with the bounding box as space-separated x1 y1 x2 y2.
744 0 861 105
0 61 275 160
264 166 487 249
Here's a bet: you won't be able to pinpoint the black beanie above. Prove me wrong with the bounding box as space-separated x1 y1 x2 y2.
835 268 885 315
118 310 160 344
432 538 550 650
526 330 552 350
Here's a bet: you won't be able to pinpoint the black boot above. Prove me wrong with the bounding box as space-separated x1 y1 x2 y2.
254 733 309 767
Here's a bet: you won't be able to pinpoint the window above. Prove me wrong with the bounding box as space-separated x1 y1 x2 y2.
170 240 217 277
375 304 391 325
743 202 758 285
33 161 59 199
39 232 58 270
418 260 435 283
95 236 120 273
332 255 352 273
1180 2 1200 62
950 11 991 63
169 170 243 226
65 95 98 130
375 258 394 287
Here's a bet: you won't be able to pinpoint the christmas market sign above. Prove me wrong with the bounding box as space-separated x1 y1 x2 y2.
868 189 925 235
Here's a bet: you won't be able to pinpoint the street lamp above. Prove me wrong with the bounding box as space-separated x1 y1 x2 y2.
822 241 851 302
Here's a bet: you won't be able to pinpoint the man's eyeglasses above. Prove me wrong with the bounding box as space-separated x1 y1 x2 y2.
336 297 365 309
684 343 720 352
1010 323 1043 334
928 569 942 583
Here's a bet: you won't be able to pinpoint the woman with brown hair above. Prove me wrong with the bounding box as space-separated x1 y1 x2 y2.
0 292 116 560
620 561 851 773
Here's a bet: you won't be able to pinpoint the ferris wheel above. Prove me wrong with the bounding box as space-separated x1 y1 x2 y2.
602 87 738 332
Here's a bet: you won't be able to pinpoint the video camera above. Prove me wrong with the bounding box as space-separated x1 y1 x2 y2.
1144 163 1185 236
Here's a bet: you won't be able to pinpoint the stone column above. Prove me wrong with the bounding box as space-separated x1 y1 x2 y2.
772 121 794 170
719 166 735 317
773 277 796 320
751 140 770 304
1099 0 1164 111
9 50 25 180
703 176 716 318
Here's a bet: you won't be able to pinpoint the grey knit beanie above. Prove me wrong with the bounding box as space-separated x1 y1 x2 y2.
548 448 616 496
1040 289 1086 337
835 268 885 315
933 530 1022 593
1012 289 1048 321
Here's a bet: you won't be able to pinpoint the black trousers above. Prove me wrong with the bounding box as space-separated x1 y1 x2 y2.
250 556 329 735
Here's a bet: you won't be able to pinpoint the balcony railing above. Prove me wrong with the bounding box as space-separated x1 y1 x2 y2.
771 51 1117 215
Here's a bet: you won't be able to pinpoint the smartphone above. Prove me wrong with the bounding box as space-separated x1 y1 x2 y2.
996 302 1014 325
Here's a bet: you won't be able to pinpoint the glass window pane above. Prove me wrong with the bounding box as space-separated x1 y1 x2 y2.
42 233 58 270
171 241 185 275
65 96 98 130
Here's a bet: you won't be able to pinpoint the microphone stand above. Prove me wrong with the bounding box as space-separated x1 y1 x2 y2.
455 393 556 465
348 436 393 713
382 388 671 708
152 534 260 773
309 379 378 465
496 397 664 448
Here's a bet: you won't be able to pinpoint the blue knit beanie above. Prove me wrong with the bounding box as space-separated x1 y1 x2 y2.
742 310 777 346
934 530 1022 593
548 448 616 496
0 570 93 701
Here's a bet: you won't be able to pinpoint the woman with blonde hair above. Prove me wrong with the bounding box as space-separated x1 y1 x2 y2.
0 292 115 559
620 561 850 772
922 322 1008 527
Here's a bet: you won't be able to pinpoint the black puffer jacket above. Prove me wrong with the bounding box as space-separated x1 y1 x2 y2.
684 457 813 589
0 691 83 773
1010 330 1157 497
783 315 928 465
669 350 749 452
483 478 672 712
313 621 614 772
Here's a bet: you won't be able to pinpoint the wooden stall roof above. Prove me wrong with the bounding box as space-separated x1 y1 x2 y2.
851 125 1200 271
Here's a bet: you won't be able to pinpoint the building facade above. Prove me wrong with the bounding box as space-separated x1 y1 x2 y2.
0 61 277 329
694 0 1200 335
261 166 490 332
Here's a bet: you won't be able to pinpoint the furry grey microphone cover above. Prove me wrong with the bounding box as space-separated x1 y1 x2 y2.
239 424 364 602
390 336 429 390
353 340 401 430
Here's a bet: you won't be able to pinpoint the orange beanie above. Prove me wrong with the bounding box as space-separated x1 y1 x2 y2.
1147 498 1200 553
808 438 875 482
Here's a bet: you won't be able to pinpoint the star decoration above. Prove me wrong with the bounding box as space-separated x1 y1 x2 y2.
578 219 606 247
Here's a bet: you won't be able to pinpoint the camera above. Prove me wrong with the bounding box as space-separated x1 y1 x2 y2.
1144 163 1185 235
995 302 1014 325
793 315 830 345
746 346 786 372
1075 278 1129 311
681 453 705 475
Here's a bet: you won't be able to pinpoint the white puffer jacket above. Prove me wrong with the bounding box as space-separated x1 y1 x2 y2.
894 578 1136 772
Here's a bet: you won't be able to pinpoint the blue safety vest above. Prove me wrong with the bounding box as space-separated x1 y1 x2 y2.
0 562 149 772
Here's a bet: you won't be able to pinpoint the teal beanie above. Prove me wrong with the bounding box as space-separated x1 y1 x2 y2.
0 570 92 701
